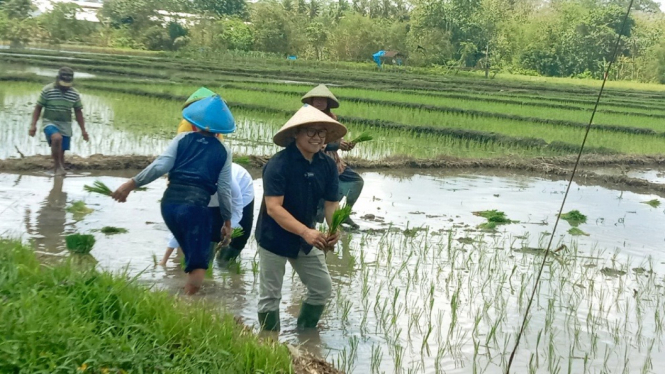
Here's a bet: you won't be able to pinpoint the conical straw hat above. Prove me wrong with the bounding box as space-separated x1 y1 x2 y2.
183 95 236 134
273 104 347 147
301 84 340 109
183 87 216 109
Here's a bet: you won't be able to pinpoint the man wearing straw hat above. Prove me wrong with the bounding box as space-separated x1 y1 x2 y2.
255 104 347 331
302 84 364 229
111 95 236 295
28 67 88 176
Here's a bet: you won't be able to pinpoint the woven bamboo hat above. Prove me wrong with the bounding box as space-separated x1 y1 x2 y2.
301 84 340 109
183 87 216 109
273 104 347 147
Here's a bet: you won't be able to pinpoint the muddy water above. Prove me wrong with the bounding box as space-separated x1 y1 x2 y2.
1 168 664 373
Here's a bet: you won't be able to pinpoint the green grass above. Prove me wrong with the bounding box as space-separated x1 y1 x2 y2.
66 201 94 220
0 239 293 373
65 234 96 254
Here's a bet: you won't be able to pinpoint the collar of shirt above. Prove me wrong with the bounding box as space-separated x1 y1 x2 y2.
286 141 326 164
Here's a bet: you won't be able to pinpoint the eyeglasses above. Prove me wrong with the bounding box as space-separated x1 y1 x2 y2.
304 128 328 138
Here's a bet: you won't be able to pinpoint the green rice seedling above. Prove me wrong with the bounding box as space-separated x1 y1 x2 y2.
83 180 113 196
350 131 374 144
641 199 661 208
473 209 515 230
65 234 96 254
568 227 589 236
66 201 94 220
232 227 244 239
321 203 352 255
559 210 587 226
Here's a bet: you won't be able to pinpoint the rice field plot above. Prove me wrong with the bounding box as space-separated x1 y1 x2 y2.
58 81 665 156
65 82 593 154
9 51 665 106
5 50 665 115
1 82 558 160
322 229 665 373
210 82 665 131
87 87 561 159
154 86 665 155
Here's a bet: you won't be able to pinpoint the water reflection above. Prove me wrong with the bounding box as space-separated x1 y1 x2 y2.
25 176 68 252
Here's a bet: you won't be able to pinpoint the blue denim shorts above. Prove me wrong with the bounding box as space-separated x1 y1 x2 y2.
161 203 212 273
43 125 71 151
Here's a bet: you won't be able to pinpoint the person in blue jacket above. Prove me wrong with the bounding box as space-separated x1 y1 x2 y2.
112 95 236 295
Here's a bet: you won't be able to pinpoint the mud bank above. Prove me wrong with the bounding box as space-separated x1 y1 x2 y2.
3 154 665 192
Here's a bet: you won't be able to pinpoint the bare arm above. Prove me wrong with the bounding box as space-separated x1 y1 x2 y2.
75 109 88 141
265 196 328 249
28 105 43 136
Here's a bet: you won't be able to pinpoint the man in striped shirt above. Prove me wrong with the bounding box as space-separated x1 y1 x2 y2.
28 67 88 176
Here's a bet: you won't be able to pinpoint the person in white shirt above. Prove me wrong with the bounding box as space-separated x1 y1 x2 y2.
159 163 254 266
217 163 255 264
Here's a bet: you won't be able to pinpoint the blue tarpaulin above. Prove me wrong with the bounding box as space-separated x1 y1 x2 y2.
373 50 385 67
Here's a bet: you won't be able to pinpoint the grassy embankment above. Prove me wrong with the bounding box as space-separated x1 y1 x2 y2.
0 239 293 373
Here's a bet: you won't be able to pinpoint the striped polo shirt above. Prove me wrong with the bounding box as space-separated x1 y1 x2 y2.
37 83 83 137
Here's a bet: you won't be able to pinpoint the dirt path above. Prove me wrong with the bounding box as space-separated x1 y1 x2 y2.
2 154 664 192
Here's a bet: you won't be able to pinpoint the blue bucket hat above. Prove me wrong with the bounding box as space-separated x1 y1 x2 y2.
182 95 235 134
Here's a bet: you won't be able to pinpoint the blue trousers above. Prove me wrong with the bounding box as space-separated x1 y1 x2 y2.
161 203 212 273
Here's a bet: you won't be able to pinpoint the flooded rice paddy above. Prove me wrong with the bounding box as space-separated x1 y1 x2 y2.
1 82 546 161
1 169 664 373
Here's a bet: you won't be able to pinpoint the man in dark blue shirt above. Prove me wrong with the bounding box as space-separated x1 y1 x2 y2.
255 104 347 331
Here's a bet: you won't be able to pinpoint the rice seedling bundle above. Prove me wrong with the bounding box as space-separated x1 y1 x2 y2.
84 181 113 196
567 227 589 236
232 227 244 239
641 199 661 208
323 204 353 255
100 226 128 235
65 234 96 254
473 209 516 230
559 210 587 226
350 132 374 144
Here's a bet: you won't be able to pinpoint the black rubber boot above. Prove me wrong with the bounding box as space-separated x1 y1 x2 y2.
297 303 325 330
258 310 280 331
216 246 241 266
342 216 359 230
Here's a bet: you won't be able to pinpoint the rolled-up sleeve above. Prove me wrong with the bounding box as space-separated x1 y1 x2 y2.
217 143 233 221
230 178 243 228
325 140 341 152
132 133 185 187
